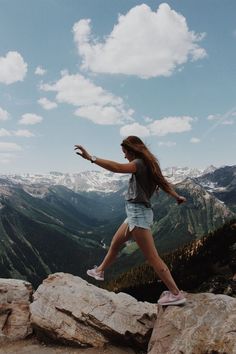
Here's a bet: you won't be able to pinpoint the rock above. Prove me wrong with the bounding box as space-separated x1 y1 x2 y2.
0 278 33 342
30 272 157 350
148 292 236 354
0 336 137 354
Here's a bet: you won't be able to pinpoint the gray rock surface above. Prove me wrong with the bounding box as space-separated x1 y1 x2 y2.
0 278 33 342
30 273 157 349
148 292 236 354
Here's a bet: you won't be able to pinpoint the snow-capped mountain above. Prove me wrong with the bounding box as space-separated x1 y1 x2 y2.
0 165 219 194
1 170 129 194
194 165 236 211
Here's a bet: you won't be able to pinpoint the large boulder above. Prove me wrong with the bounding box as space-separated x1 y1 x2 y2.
0 278 33 342
30 272 157 349
148 292 236 354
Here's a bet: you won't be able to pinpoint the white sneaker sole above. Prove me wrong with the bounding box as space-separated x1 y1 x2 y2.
87 270 104 281
158 298 186 306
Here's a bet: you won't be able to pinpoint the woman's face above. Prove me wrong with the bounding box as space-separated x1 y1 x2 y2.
122 146 135 162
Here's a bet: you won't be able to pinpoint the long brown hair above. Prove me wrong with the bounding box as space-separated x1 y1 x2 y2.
121 136 173 193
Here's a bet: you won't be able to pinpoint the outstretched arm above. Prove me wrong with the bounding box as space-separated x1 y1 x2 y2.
74 145 137 174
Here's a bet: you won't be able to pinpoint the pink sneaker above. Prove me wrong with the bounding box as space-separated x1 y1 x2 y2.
87 266 104 281
157 290 186 306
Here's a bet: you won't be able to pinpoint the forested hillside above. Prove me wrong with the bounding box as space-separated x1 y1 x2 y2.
103 221 236 302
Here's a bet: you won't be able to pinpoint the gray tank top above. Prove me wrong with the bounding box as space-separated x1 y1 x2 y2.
125 158 157 207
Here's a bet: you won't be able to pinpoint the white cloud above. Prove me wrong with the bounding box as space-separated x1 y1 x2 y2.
203 106 236 139
14 129 34 137
207 114 220 121
158 141 176 147
60 69 69 77
40 74 122 106
19 113 43 125
0 142 22 152
120 116 194 137
75 105 131 125
207 112 236 125
41 73 133 125
120 122 150 137
0 128 11 137
35 66 47 76
148 116 193 136
0 107 10 121
0 128 34 137
38 97 57 110
190 137 200 143
73 3 206 78
0 51 27 84
144 116 153 123
221 120 234 125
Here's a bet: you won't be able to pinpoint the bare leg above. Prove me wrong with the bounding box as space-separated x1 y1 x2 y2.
97 223 131 272
131 227 180 295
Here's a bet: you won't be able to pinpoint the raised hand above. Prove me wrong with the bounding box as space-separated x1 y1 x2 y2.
74 145 91 161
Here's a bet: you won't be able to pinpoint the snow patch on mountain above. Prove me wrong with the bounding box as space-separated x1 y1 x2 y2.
0 166 217 194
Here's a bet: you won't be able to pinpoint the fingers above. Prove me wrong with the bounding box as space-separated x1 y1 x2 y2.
74 144 83 151
74 145 90 160
74 145 87 155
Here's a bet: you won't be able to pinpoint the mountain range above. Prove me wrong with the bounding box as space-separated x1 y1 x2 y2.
194 165 236 212
1 165 218 194
0 164 235 287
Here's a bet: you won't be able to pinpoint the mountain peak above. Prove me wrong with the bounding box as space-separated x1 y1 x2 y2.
203 165 217 174
1 165 235 194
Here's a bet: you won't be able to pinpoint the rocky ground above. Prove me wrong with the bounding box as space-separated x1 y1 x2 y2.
1 273 236 354
0 336 137 354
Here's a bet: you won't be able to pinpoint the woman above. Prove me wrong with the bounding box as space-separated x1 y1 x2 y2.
75 136 187 306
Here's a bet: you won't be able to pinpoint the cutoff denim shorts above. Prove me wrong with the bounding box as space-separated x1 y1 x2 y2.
124 201 154 231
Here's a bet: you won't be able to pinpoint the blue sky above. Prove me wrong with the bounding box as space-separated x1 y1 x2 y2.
0 0 235 173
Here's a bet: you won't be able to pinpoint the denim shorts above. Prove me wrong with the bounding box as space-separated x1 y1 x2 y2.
124 201 154 231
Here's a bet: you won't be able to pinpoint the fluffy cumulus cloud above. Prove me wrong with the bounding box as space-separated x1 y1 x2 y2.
0 128 34 137
75 105 131 125
0 107 10 121
121 116 193 137
0 142 22 152
40 73 133 125
38 97 57 110
14 129 34 137
148 116 193 136
0 128 11 137
35 66 47 76
120 122 150 137
73 3 206 78
19 113 43 125
0 51 27 84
